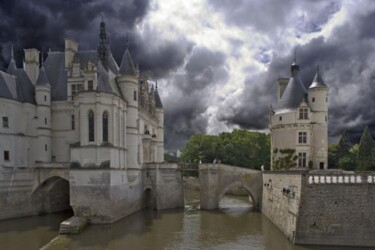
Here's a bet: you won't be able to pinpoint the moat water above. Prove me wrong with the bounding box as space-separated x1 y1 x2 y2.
0 189 369 250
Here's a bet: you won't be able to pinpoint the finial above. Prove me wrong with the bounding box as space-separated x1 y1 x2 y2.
11 44 14 59
125 35 129 49
316 65 319 72
41 52 44 66
156 80 158 90
101 12 104 22
293 49 297 63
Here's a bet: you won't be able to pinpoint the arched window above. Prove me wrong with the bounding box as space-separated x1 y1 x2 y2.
103 111 108 142
88 110 95 142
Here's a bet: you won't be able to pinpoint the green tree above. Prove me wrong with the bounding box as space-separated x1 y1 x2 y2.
357 126 375 171
328 144 337 169
181 130 270 169
336 131 350 167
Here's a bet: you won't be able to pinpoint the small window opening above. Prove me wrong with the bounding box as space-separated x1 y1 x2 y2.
2 117 8 128
4 151 9 161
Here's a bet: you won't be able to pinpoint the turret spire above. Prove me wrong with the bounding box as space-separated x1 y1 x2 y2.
7 45 17 74
290 50 299 77
309 65 328 89
97 15 110 69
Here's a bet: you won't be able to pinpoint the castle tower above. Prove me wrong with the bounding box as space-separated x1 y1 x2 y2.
35 58 52 162
155 82 164 162
117 41 140 169
270 58 328 170
307 66 329 169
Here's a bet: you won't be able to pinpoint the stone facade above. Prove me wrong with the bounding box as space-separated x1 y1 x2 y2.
0 18 166 222
262 171 375 247
270 62 328 170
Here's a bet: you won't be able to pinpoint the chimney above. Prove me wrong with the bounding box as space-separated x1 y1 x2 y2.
23 49 40 85
277 78 289 101
65 38 79 68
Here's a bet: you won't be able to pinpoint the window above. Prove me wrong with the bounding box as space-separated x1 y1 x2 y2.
44 95 47 102
279 116 282 121
45 118 47 125
299 108 308 120
45 144 47 151
4 151 9 161
71 84 84 96
298 132 307 144
88 110 95 142
134 91 137 101
88 80 94 91
312 97 315 102
71 115 75 130
298 152 306 167
103 111 108 142
2 117 8 128
325 116 327 122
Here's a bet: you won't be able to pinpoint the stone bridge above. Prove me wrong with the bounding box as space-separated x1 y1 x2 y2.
199 164 263 210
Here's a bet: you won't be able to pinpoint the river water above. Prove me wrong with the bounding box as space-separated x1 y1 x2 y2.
0 189 367 250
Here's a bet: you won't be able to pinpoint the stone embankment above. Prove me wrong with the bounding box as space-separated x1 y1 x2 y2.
59 216 88 234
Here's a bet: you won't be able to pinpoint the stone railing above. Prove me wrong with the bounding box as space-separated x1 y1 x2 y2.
308 173 375 184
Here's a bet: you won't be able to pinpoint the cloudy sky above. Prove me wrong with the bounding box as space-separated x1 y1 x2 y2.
1 0 375 149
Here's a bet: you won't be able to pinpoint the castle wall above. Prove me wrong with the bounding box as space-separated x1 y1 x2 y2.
262 171 375 247
69 163 183 224
262 171 304 241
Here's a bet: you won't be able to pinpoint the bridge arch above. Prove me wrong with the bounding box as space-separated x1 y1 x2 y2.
218 180 256 206
199 164 263 210
31 176 71 214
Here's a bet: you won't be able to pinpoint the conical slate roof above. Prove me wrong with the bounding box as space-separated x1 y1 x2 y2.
155 89 163 108
7 58 17 75
309 67 328 89
276 76 306 112
36 66 50 86
119 47 137 76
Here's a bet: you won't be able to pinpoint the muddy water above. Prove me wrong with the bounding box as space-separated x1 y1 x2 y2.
0 190 367 250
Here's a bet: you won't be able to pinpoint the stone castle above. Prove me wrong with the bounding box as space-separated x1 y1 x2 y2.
0 19 182 224
270 60 328 169
0 18 164 171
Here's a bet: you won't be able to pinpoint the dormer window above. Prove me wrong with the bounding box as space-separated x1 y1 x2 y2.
71 84 83 96
299 108 308 120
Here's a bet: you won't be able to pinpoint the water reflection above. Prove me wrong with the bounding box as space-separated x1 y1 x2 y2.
0 189 371 250
0 210 72 250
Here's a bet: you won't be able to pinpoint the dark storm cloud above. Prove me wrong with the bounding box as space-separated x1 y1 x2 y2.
220 6 375 143
163 46 229 149
0 0 149 65
208 0 339 35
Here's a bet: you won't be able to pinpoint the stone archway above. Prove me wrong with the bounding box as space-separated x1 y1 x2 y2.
199 164 263 210
218 180 256 206
32 176 71 214
142 188 153 209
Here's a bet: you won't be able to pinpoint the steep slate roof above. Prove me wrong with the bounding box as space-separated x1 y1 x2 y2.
13 68 36 104
155 89 163 108
43 50 121 101
119 47 137 75
44 52 67 101
36 66 50 86
0 71 17 100
276 76 306 113
6 58 17 75
309 67 328 89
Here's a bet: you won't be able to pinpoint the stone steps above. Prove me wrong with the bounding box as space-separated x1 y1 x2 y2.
59 216 88 234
